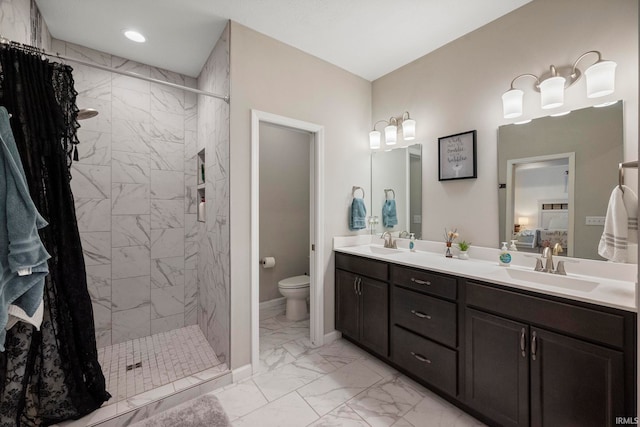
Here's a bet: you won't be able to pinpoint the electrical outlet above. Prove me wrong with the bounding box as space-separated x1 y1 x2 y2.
585 216 606 226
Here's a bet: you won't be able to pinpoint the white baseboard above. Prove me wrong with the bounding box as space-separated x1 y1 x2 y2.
232 364 253 383
259 297 286 320
324 330 341 345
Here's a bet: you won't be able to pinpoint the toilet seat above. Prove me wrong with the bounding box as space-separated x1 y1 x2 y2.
278 275 310 289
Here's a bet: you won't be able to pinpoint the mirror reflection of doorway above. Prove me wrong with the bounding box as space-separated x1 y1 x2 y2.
507 153 575 256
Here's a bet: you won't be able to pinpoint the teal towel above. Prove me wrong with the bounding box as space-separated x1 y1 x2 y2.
382 200 398 228
349 198 367 230
0 107 50 351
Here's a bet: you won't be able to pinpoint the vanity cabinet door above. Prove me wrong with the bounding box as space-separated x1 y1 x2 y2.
465 309 529 427
336 269 389 357
336 269 360 340
530 328 624 427
359 276 389 357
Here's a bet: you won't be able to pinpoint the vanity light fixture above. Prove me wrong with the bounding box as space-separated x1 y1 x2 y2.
502 51 616 119
369 111 416 149
124 30 146 43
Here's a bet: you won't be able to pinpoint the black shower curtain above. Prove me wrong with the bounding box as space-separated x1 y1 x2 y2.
0 44 110 426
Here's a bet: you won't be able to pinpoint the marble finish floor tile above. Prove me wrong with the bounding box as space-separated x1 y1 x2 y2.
232 392 319 427
120 315 486 427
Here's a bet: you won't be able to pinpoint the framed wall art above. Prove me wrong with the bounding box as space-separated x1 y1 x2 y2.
438 130 477 181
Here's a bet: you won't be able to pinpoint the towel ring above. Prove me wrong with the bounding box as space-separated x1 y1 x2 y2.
618 161 639 193
384 188 395 200
352 186 365 199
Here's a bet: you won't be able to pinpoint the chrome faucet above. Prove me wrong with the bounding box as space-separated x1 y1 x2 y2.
381 231 397 249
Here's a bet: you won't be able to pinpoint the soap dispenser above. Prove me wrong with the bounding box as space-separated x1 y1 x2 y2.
409 233 416 252
509 240 518 251
499 242 511 267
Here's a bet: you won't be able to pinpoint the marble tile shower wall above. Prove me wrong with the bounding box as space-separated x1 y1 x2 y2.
196 24 230 363
52 39 203 347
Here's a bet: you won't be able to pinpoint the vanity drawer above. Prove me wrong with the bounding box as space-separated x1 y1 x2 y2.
393 286 457 348
392 326 457 396
466 281 625 348
335 252 388 281
392 266 457 300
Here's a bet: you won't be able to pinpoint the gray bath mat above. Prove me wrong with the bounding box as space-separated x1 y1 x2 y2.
131 394 231 427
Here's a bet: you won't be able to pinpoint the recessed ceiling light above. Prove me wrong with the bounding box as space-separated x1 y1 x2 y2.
124 30 146 43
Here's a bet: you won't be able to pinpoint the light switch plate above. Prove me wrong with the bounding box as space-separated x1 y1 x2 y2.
585 216 606 226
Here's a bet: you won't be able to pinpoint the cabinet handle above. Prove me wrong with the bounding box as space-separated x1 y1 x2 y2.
411 310 432 320
353 277 358 295
531 331 537 361
410 352 431 364
410 278 431 286
520 328 526 358
357 277 362 295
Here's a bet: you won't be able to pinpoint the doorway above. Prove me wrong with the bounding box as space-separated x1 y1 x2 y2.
250 110 325 373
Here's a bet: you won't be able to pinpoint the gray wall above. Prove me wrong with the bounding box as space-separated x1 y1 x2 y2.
372 0 638 249
259 124 311 303
229 21 373 368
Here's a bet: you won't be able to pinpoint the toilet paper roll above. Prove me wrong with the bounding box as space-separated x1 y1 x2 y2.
261 257 276 268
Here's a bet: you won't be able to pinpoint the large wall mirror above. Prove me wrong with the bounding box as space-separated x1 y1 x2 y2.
498 102 623 260
371 144 422 238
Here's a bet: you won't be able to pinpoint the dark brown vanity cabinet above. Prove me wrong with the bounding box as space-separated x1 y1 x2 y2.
334 252 636 427
465 281 632 427
390 265 459 396
335 253 389 357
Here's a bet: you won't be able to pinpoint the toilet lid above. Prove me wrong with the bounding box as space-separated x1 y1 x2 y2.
279 275 310 289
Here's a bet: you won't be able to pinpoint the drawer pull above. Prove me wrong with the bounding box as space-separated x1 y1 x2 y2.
411 310 431 320
411 278 431 286
520 328 526 358
410 352 431 364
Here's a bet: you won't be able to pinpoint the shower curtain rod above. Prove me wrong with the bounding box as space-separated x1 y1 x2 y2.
0 36 230 104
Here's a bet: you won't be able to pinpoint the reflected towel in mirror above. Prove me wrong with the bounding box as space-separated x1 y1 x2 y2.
382 199 398 228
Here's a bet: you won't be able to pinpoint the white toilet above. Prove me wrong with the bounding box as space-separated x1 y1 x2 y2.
278 275 310 321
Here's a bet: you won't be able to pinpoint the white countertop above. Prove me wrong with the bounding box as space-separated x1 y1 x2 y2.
333 235 637 313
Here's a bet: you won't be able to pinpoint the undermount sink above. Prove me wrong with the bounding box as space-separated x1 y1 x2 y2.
358 245 404 255
495 268 599 292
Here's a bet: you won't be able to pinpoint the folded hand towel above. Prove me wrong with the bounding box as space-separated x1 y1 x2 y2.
0 107 50 350
382 199 398 228
349 198 367 231
598 185 638 263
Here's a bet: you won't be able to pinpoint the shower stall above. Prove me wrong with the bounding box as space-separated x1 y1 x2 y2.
59 24 231 410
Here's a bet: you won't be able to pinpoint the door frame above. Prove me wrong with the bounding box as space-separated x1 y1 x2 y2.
250 110 325 372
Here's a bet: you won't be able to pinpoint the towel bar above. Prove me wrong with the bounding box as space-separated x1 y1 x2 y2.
352 186 365 199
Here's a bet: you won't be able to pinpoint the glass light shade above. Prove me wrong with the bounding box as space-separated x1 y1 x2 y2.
402 119 416 140
585 60 616 98
502 89 523 119
369 130 381 149
539 76 566 109
384 124 397 145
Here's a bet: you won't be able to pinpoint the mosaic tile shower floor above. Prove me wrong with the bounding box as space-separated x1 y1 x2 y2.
97 325 224 404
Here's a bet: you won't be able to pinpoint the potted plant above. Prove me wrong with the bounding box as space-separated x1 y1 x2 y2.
458 240 471 260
